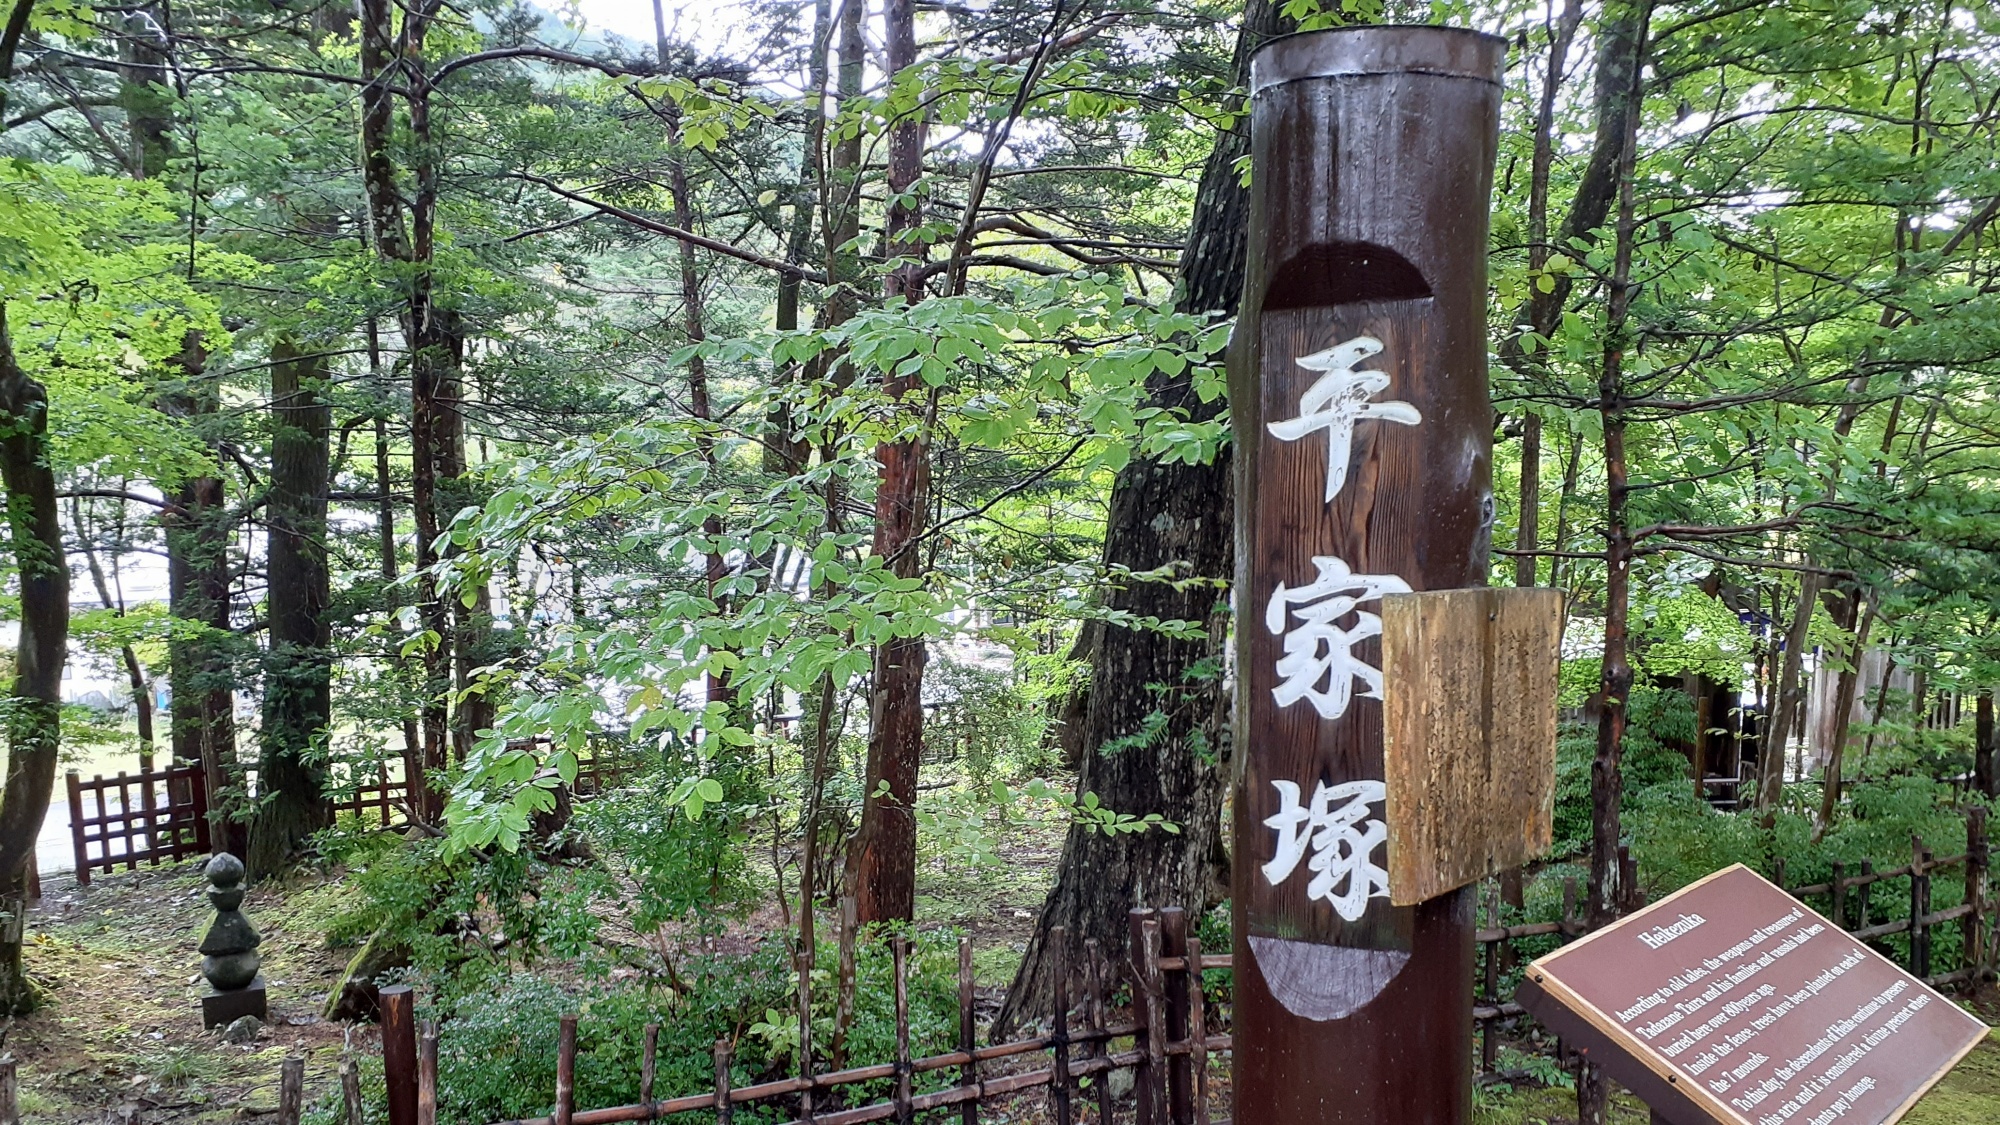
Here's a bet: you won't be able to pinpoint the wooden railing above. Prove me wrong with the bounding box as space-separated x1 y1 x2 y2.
332 767 411 829
378 907 1233 1125
64 764 209 885
354 801 1996 1124
66 737 643 877
1774 806 1992 986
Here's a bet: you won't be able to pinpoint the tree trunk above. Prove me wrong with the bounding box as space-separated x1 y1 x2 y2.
369 320 425 801
653 12 730 710
123 18 244 848
0 307 66 1013
1976 688 1995 800
163 443 240 852
763 0 829 477
1756 573 1819 812
993 0 1294 1037
1586 0 1649 933
1498 0 1581 926
1816 595 1874 833
360 0 465 818
248 337 334 878
846 0 931 926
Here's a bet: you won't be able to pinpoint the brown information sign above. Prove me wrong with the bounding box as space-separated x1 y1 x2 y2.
1517 865 1989 1125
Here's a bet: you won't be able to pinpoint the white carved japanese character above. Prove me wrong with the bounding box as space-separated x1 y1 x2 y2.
1267 336 1421 503
1265 556 1411 720
1262 779 1390 922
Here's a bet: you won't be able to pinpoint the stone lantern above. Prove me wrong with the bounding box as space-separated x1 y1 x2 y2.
198 853 267 1027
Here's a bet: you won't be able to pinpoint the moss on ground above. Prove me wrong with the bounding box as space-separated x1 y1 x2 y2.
1475 1032 2000 1125
17 863 355 1125
1904 1031 2000 1125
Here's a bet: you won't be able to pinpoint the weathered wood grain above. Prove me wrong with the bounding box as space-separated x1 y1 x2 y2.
1228 25 1505 1125
1381 586 1563 906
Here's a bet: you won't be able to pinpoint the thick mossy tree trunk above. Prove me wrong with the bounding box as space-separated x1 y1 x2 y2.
248 338 333 878
0 307 67 1014
993 0 1293 1037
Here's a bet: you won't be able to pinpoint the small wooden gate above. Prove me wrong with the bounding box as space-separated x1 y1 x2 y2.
65 764 211 885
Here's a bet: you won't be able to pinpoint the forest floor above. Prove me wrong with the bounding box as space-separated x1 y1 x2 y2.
10 861 364 1124
12 854 1999 1125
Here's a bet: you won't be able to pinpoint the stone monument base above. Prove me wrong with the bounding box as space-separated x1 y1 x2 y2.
201 974 267 1028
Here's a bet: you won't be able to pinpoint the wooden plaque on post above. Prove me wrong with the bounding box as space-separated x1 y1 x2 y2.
1381 586 1562 905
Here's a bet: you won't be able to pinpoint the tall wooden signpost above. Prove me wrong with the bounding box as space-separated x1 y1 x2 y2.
1231 27 1508 1123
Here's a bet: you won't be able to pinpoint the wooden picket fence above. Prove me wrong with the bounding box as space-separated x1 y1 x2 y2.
65 739 647 876
378 907 1231 1125
64 764 210 885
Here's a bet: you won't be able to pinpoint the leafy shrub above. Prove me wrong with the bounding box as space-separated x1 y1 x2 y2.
571 769 756 935
316 827 613 972
418 932 962 1124
1552 685 1697 856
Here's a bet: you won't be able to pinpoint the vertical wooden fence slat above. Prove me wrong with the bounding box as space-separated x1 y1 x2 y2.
190 763 212 854
556 1015 578 1125
139 755 159 862
958 934 978 1125
1185 937 1208 1125
342 1054 365 1125
1857 861 1874 931
381 985 419 1125
642 1023 660 1119
279 1055 305 1125
1912 837 1932 979
1964 808 1987 974
0 1054 17 1125
1134 914 1167 1125
712 1039 733 1125
1831 861 1847 930
893 937 912 1125
1557 878 1578 1066
1990 898 2000 981
117 772 136 870
66 772 88 885
1084 939 1113 1125
1126 910 1153 1124
1158 908 1192 1125
1620 845 1640 913
1050 927 1072 1125
419 1021 439 1125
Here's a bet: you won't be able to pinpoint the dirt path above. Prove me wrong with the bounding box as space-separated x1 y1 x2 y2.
13 862 362 1124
